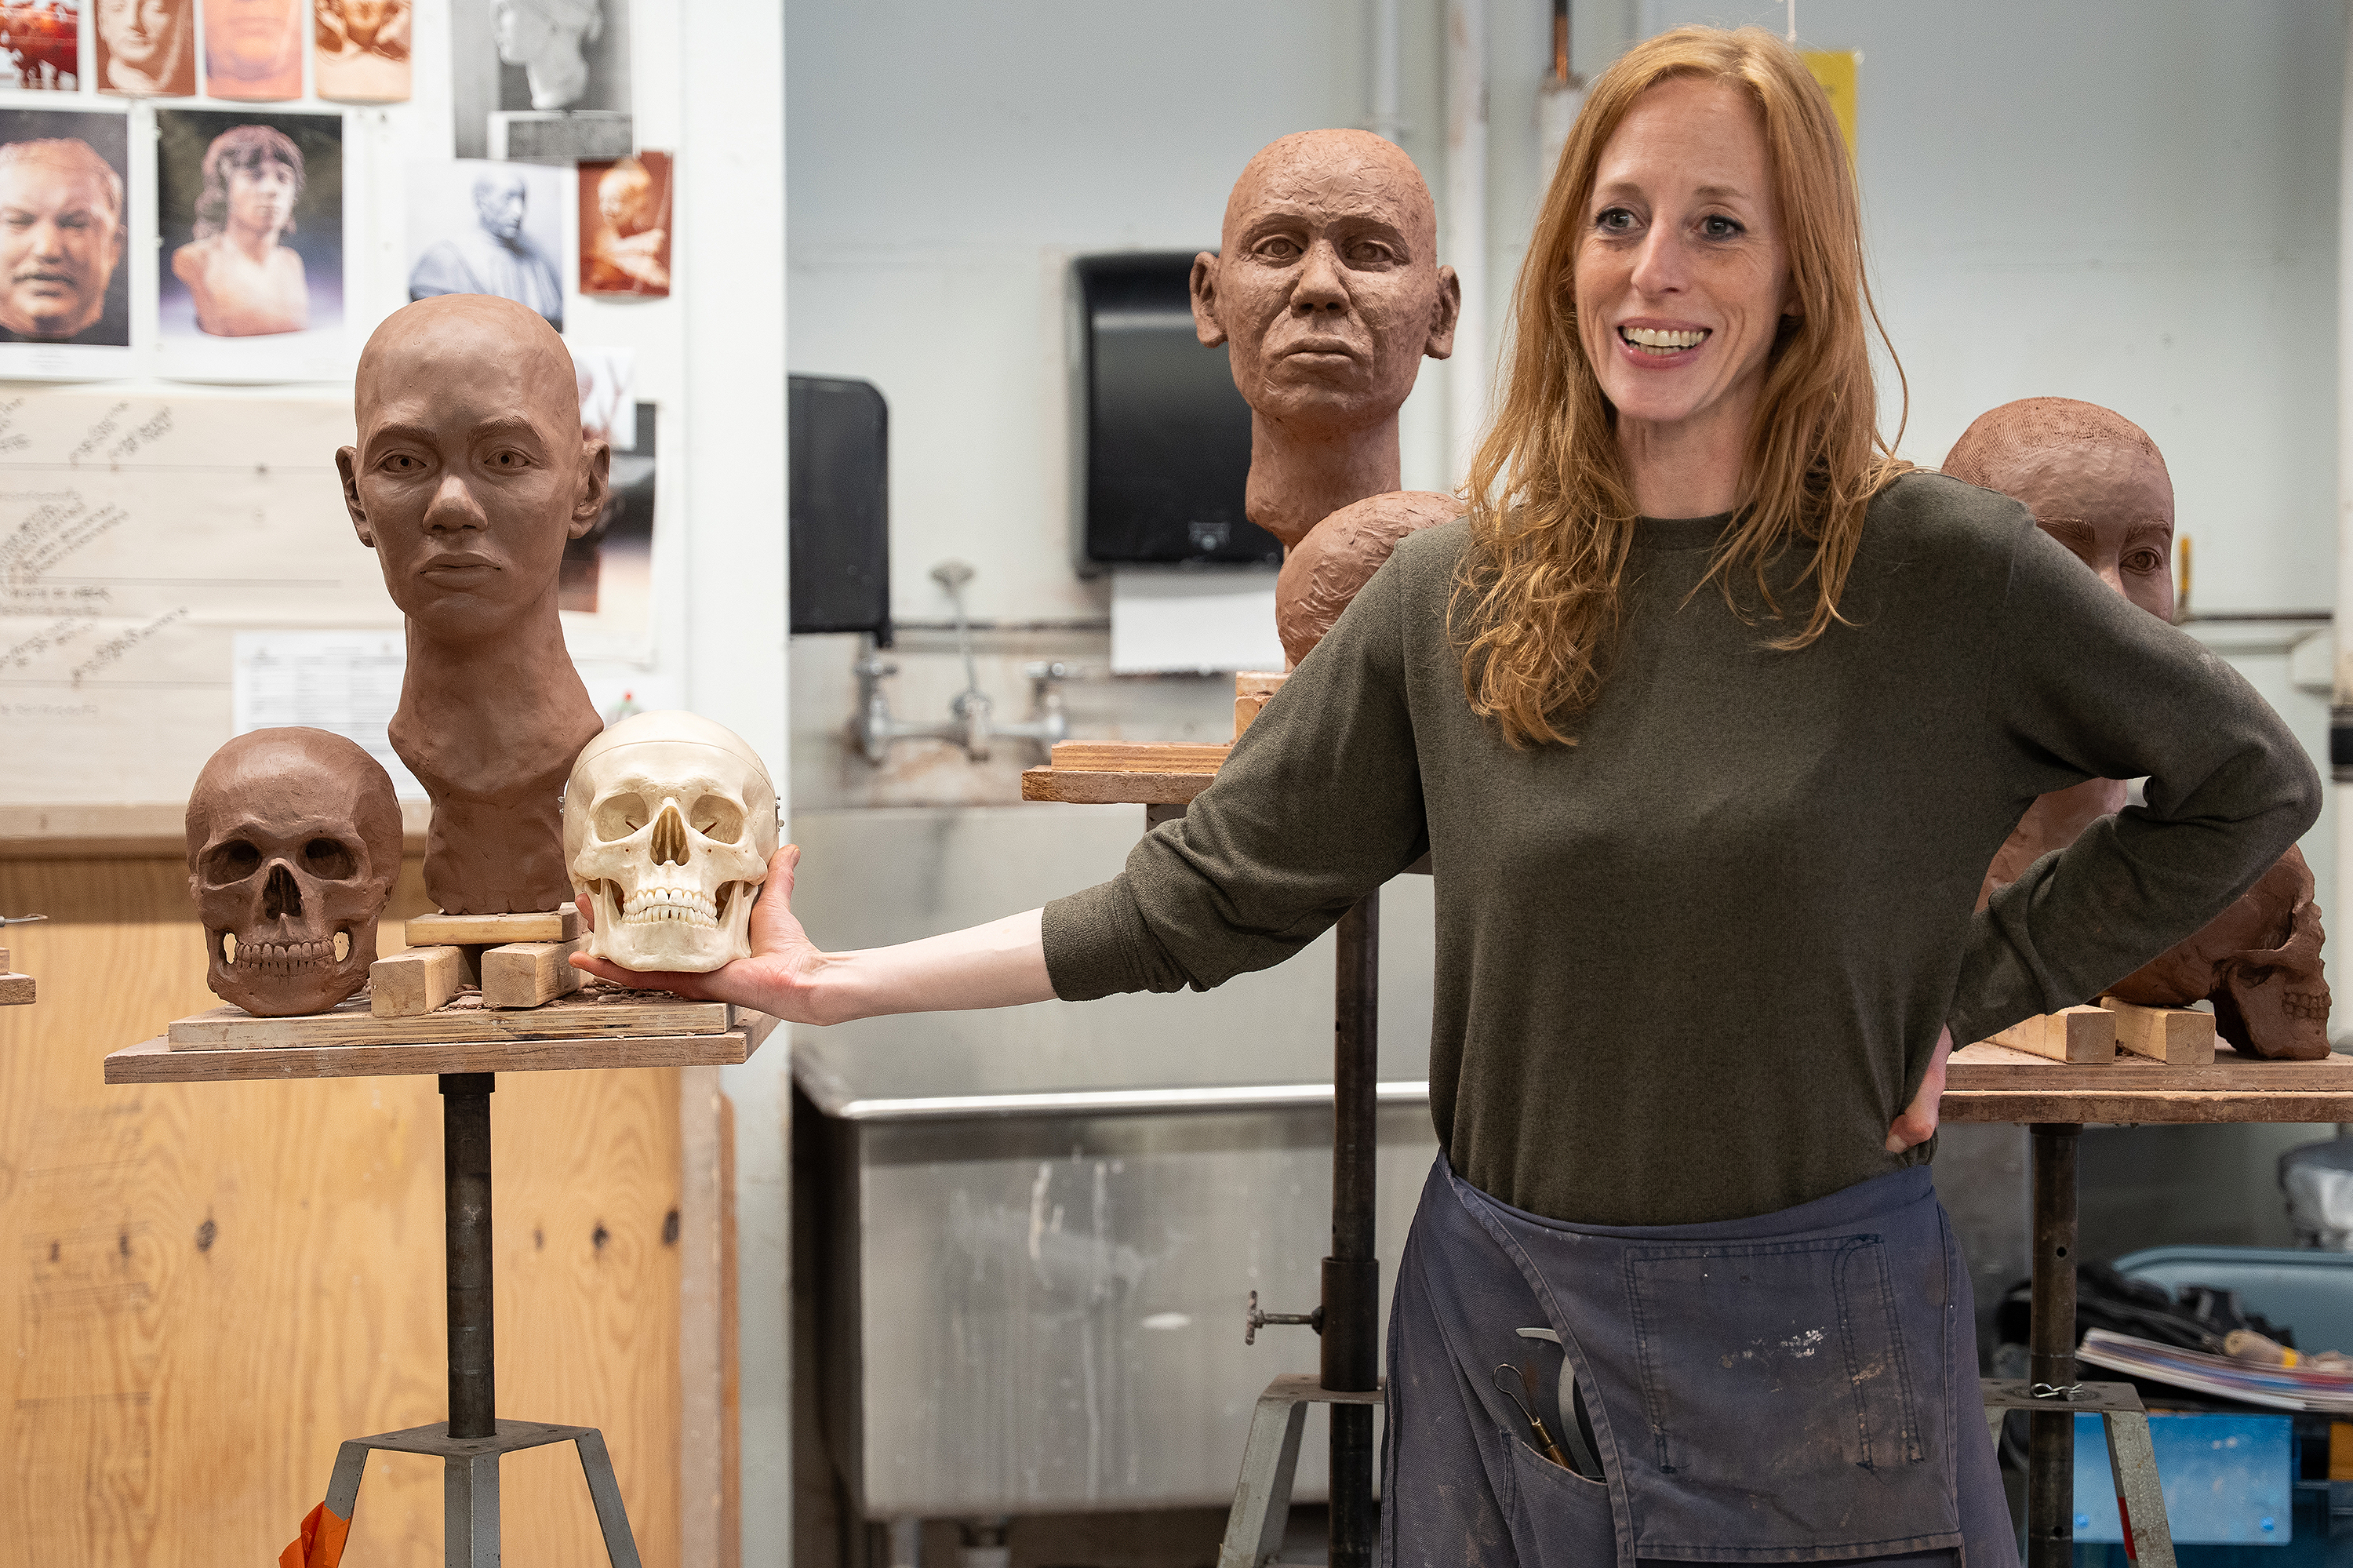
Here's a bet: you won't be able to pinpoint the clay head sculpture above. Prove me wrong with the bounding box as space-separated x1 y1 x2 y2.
1193 130 1462 664
0 139 127 341
1949 398 2330 1057
186 728 401 1017
338 294 606 915
565 711 778 973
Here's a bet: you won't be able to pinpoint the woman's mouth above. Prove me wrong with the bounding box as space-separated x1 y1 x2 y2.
1619 326 1709 356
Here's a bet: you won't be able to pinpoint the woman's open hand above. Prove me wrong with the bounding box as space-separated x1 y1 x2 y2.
568 845 834 1022
1885 1024 1954 1154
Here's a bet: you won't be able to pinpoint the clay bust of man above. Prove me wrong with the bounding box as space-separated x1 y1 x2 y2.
1191 129 1461 666
0 139 128 344
1946 398 2176 897
337 294 606 914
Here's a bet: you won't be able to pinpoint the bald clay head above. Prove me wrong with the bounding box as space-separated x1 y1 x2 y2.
337 294 606 915
1191 129 1460 549
1944 398 2175 622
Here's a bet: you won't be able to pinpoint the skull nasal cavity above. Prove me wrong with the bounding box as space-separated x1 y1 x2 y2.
651 803 690 866
263 864 304 921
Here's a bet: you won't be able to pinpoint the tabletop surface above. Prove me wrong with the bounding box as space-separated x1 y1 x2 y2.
1941 1040 2353 1125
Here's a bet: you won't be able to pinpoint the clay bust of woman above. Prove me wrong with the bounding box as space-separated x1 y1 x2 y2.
170 124 307 337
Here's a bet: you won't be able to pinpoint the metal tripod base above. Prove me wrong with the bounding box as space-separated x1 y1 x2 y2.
1983 1379 2177 1568
322 1418 644 1567
1218 1373 1384 1568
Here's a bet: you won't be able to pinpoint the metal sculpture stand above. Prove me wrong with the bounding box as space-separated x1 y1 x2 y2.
318 1074 643 1566
1221 893 1382 1568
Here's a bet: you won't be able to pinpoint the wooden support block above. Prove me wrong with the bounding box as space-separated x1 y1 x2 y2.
480 937 587 1010
405 907 580 946
2100 995 2218 1066
1989 1005 2117 1064
368 945 466 1019
0 971 31 1006
1046 741 1230 774
1234 695 1271 740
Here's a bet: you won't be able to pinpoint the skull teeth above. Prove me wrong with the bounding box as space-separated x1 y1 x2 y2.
620 886 720 928
227 937 338 973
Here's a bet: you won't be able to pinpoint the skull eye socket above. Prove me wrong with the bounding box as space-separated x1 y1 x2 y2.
202 839 263 885
595 792 649 840
302 838 358 879
692 795 745 843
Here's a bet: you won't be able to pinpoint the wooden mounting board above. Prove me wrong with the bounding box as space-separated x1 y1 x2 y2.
1024 738 1232 806
1941 1040 2353 1124
107 1022 771 1082
166 984 729 1050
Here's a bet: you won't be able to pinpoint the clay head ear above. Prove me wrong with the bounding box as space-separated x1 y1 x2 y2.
1189 251 1227 348
568 435 612 539
335 445 375 547
1424 264 1462 361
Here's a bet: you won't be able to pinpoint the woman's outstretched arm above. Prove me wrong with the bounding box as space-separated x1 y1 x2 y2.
568 845 1054 1024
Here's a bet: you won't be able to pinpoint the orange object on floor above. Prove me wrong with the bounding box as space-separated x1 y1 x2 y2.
278 1502 350 1568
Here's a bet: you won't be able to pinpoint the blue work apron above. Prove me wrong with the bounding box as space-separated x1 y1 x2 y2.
1382 1158 2017 1567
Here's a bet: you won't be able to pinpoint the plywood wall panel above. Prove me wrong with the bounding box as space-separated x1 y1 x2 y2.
0 857 682 1564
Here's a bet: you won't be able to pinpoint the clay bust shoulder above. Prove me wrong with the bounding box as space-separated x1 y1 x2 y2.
1275 490 1460 667
173 236 307 337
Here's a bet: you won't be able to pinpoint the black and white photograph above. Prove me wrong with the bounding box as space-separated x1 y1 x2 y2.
449 0 630 159
155 107 346 379
0 106 130 377
405 157 566 331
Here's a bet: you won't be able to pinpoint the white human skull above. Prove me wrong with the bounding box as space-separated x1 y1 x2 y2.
564 711 778 972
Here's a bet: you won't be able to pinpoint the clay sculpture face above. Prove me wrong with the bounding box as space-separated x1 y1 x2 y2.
564 711 777 973
185 728 401 1017
1191 129 1460 553
1949 398 2330 1057
338 294 608 915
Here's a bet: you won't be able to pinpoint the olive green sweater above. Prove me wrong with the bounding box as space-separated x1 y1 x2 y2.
1042 474 2321 1224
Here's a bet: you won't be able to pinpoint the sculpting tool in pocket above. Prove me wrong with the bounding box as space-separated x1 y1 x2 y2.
1493 1361 1573 1472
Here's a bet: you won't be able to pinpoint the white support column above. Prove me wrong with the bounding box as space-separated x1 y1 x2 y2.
1446 0 1489 486
2335 5 2353 1039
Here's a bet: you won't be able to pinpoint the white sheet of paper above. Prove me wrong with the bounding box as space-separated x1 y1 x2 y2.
1109 567 1283 675
232 631 423 798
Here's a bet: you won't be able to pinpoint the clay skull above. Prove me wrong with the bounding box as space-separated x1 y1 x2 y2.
564 711 777 973
186 728 403 1017
2108 845 2332 1060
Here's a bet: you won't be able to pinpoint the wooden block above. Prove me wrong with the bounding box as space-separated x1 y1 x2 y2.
0 972 31 1006
1046 741 1229 775
1234 694 1272 740
481 937 588 1010
406 907 580 946
2099 995 2218 1066
168 986 730 1049
367 945 467 1020
1234 671 1287 697
1988 1005 2117 1064
1021 766 1217 806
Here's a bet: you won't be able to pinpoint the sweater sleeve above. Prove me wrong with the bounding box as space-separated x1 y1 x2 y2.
1042 540 1434 1000
1947 520 2322 1043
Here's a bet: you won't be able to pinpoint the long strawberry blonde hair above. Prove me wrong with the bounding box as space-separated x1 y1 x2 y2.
1454 24 1907 747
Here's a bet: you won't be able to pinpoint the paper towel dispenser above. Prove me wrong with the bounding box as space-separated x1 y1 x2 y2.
790 374 892 645
1071 253 1279 573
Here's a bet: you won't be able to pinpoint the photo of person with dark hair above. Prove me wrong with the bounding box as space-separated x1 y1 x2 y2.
155 108 343 359
0 109 129 352
94 0 191 94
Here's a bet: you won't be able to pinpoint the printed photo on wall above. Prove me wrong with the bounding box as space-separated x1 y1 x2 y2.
559 390 656 660
579 151 667 299
2 0 79 89
0 107 132 379
203 0 303 101
94 0 195 96
406 158 565 331
315 0 410 103
155 109 347 380
449 0 631 159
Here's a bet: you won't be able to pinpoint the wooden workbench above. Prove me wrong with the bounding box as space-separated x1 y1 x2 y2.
1942 1039 2353 1123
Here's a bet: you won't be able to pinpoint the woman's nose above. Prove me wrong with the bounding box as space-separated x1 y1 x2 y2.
1627 228 1689 298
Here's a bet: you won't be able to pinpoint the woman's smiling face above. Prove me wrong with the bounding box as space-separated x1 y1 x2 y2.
1574 75 1794 447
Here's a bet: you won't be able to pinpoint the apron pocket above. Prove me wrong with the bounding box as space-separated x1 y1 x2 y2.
1504 1432 1616 1568
1625 1235 1923 1480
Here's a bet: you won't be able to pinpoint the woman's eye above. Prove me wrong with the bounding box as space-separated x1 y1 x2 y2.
1595 207 1638 233
1700 214 1744 239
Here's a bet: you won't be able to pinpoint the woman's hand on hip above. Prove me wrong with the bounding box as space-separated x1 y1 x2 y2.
1886 1024 1954 1155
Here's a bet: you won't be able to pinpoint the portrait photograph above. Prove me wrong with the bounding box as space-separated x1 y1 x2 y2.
1 0 79 90
578 150 667 299
314 0 409 104
406 158 565 331
155 108 346 378
202 0 302 101
449 0 629 158
93 0 194 96
0 107 131 377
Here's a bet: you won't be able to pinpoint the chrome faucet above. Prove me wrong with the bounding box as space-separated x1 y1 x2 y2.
852 562 1071 766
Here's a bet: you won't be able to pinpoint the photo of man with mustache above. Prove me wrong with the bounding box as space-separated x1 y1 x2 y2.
0 121 129 346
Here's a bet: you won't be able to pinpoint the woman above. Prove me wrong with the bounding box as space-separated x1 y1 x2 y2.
582 26 2315 1564
170 123 306 337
